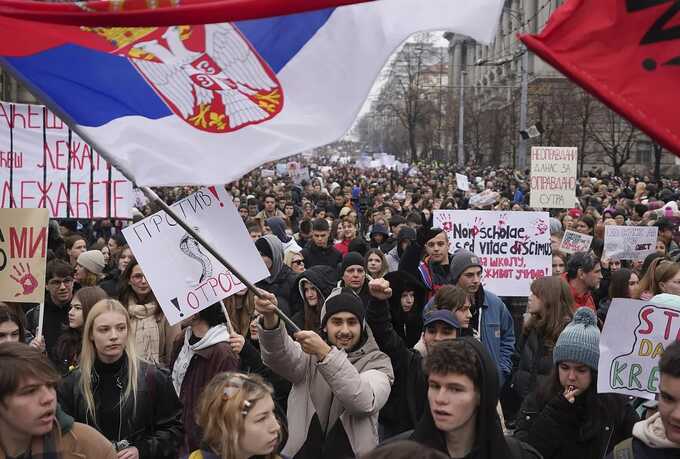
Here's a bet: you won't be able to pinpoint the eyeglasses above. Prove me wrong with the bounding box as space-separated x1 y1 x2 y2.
48 277 74 287
292 259 305 266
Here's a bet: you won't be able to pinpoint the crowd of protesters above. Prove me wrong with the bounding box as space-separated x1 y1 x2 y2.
2 157 680 459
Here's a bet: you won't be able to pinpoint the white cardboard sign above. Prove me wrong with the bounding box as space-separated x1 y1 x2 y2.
530 146 577 209
123 186 269 325
604 225 658 261
559 230 593 254
456 173 470 191
433 210 552 296
598 298 677 400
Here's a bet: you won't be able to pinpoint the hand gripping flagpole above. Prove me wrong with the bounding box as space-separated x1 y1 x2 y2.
138 186 300 333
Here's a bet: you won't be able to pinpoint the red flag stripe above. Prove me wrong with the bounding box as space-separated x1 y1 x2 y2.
0 0 375 27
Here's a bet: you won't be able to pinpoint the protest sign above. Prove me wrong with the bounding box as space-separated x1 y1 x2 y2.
456 173 470 191
530 146 577 209
598 297 680 399
123 186 269 325
261 169 275 178
275 163 288 176
0 208 48 303
0 102 134 218
604 225 658 261
559 229 593 254
433 210 551 296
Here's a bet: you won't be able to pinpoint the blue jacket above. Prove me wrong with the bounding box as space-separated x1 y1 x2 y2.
479 289 516 387
424 288 515 387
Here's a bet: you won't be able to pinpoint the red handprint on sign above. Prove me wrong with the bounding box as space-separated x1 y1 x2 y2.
10 263 39 297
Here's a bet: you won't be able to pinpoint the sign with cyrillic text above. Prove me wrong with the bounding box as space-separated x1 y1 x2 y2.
530 146 577 209
0 208 48 303
604 225 658 261
433 210 551 296
0 102 134 219
123 186 269 325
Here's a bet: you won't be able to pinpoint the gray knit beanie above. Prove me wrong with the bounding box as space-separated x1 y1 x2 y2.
449 249 482 284
553 307 600 370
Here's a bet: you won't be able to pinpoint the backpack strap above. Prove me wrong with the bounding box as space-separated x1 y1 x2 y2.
612 438 635 459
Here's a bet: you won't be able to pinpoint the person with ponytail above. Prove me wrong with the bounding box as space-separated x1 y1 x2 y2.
514 307 638 458
58 299 183 459
183 372 286 459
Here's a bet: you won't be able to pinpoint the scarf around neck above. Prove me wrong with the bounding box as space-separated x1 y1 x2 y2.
171 324 230 395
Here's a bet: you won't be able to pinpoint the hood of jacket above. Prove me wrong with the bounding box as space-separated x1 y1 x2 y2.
294 265 338 308
266 217 292 244
261 234 285 284
634 412 680 449
411 337 511 459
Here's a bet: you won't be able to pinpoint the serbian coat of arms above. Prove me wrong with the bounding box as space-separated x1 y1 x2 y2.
87 23 284 133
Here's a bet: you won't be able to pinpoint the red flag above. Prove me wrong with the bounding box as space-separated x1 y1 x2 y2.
0 0 375 27
520 0 680 157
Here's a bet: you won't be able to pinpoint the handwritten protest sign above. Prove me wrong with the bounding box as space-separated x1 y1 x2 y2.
434 210 551 296
261 169 275 178
0 102 134 219
604 225 658 261
456 173 470 191
559 230 593 254
598 297 680 399
123 186 269 325
0 208 48 303
530 146 577 209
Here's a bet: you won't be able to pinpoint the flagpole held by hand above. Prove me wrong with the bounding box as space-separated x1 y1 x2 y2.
139 186 301 333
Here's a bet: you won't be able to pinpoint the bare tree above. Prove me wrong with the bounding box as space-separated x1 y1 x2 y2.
377 34 439 162
588 108 640 176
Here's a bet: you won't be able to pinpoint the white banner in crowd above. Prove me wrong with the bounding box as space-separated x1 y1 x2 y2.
456 173 470 191
433 210 552 296
123 186 269 325
530 146 577 209
0 102 134 219
604 225 658 261
598 298 679 400
559 230 593 255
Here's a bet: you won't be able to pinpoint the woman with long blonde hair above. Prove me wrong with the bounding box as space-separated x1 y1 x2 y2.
185 372 283 459
58 299 183 458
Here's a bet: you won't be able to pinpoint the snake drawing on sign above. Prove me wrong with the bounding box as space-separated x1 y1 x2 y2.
179 230 213 285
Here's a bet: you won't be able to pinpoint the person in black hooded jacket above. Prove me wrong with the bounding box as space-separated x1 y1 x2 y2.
383 270 427 348
290 265 338 331
254 235 297 316
407 338 540 459
514 308 637 459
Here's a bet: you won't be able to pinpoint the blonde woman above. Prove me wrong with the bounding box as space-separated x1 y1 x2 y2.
184 372 284 459
58 299 183 459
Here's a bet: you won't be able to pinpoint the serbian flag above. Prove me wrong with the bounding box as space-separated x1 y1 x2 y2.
0 0 504 186
520 0 680 159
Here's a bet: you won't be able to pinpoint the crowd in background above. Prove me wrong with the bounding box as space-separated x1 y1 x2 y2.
2 157 680 459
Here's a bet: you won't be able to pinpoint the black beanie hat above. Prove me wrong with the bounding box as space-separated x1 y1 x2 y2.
321 287 365 327
255 237 273 260
341 251 365 275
